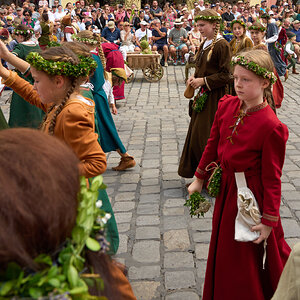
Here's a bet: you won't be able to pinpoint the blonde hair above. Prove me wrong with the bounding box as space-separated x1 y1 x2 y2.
76 30 108 80
39 46 81 135
237 49 276 112
195 9 221 61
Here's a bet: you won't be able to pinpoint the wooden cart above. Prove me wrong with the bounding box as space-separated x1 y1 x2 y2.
126 52 164 83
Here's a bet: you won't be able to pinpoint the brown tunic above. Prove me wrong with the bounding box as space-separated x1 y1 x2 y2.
229 36 253 56
178 38 232 178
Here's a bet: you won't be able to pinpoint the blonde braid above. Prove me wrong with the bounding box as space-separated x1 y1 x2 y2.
48 78 78 135
207 22 220 61
93 33 108 80
264 85 276 114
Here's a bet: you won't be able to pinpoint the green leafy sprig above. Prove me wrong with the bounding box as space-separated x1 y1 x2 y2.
207 166 222 197
192 88 208 112
0 176 108 300
184 192 211 218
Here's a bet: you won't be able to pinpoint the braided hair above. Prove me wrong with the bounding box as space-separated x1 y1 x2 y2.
76 30 108 80
38 46 80 135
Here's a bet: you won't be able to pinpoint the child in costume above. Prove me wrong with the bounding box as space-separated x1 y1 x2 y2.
7 25 44 128
178 9 232 178
73 31 136 171
0 43 120 255
229 19 253 56
284 31 299 75
261 13 288 80
188 49 291 300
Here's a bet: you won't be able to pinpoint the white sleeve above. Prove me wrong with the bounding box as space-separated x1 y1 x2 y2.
103 80 115 105
285 43 296 56
34 21 41 34
65 32 73 42
265 34 278 44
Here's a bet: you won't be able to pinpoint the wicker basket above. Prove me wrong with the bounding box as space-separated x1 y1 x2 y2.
126 52 160 70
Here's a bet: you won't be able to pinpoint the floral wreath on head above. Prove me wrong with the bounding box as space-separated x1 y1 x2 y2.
72 34 98 45
231 55 277 85
0 176 110 299
231 19 246 28
248 24 266 32
14 28 34 35
194 14 222 22
26 51 97 77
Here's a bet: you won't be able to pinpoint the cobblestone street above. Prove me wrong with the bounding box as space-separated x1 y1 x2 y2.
1 65 300 300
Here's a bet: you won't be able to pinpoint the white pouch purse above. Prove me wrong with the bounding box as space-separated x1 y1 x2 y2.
234 172 267 268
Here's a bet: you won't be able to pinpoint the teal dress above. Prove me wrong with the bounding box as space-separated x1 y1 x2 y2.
89 54 126 154
9 43 44 128
0 107 8 130
80 85 119 255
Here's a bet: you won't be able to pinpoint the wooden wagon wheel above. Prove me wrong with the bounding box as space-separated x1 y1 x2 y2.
126 73 134 84
142 63 164 82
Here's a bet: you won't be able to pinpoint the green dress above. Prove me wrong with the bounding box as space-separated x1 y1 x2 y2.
9 42 44 128
0 107 8 130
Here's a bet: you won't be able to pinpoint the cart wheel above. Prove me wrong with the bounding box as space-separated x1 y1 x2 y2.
126 73 134 84
142 63 164 82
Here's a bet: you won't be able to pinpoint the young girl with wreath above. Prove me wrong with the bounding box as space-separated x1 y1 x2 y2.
178 9 232 178
7 24 44 128
73 30 136 171
229 19 253 56
188 49 290 300
0 43 120 255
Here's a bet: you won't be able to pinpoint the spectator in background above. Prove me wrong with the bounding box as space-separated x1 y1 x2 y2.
291 19 300 42
22 9 36 29
151 1 163 21
53 20 63 42
163 5 177 28
144 5 151 22
101 20 121 44
232 5 241 19
54 5 66 20
261 0 268 12
0 9 6 27
4 17 14 34
152 18 168 66
222 5 235 23
135 20 152 50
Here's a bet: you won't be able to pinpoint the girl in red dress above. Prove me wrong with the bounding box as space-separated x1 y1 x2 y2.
188 49 291 300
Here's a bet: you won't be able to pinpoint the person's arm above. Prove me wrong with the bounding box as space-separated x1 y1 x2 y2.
285 42 296 57
265 24 279 43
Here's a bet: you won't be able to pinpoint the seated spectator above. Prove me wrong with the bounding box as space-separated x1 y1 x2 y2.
222 5 235 23
135 20 152 51
182 18 191 32
291 19 300 42
120 21 136 59
54 4 66 20
168 18 188 65
152 18 168 66
188 22 201 54
21 9 36 29
4 16 14 34
101 20 121 44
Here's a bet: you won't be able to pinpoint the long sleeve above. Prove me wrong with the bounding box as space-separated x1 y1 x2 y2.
60 103 107 178
261 123 288 227
285 42 296 57
2 70 48 112
204 40 231 91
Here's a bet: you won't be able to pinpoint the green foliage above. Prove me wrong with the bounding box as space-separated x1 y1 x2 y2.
192 89 208 112
0 176 108 300
184 192 211 218
207 166 222 197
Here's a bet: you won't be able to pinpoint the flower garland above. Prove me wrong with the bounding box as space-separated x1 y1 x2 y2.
194 15 222 22
231 55 277 85
72 34 98 45
184 192 211 217
26 52 97 78
14 28 33 35
248 25 266 32
0 176 110 299
192 87 208 112
231 19 245 28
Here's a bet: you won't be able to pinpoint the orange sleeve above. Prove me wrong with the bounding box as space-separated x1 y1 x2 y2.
110 262 137 300
2 70 48 112
59 103 107 178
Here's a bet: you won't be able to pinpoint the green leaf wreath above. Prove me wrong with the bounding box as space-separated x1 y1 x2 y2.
0 176 109 299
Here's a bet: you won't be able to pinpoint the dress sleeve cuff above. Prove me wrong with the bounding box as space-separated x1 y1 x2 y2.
1 70 17 86
195 167 207 179
204 77 211 91
261 212 279 227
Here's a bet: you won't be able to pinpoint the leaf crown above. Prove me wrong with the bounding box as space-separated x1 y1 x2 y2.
248 25 266 32
231 19 245 28
194 15 222 22
14 28 33 35
231 55 277 85
72 34 98 45
26 51 97 78
0 176 110 299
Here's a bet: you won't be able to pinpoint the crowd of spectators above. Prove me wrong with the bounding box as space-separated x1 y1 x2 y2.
0 0 300 66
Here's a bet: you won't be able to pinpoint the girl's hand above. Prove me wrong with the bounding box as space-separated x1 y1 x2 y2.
0 59 10 79
0 40 10 59
252 223 272 244
111 104 118 115
190 77 204 89
188 178 204 195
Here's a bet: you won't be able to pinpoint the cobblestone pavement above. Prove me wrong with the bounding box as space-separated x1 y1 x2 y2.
1 66 300 299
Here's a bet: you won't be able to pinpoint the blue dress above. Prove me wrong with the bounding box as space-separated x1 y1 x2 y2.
90 54 126 154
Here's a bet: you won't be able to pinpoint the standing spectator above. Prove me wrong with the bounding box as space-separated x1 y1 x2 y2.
150 1 163 21
54 5 66 20
222 5 235 23
163 5 177 28
169 18 188 65
152 18 168 66
135 20 152 50
101 21 121 44
115 4 129 25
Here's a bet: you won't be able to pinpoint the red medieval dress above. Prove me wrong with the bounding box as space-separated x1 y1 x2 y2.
101 43 125 100
195 95 291 300
278 27 288 65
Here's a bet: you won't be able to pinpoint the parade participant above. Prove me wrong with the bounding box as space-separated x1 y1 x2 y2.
61 14 77 42
178 9 231 178
0 128 136 300
230 19 253 56
34 11 53 50
74 31 136 171
188 49 290 300
261 13 288 80
284 31 299 74
7 25 44 128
